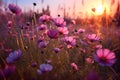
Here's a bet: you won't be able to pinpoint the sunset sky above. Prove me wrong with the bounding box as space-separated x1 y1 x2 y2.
5 0 119 18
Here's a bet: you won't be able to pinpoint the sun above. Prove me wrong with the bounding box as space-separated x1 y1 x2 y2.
96 5 104 15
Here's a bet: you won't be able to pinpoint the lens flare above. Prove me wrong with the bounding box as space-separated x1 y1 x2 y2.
96 5 104 15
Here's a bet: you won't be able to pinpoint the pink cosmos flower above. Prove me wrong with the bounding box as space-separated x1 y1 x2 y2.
94 44 102 49
71 62 78 71
87 34 100 42
54 18 66 27
94 49 116 66
47 30 59 39
77 28 85 33
8 3 22 15
71 19 76 25
39 14 50 23
57 27 69 35
37 24 47 31
61 36 76 46
7 21 12 29
85 58 94 64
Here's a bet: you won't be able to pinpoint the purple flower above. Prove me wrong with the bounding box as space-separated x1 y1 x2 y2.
53 48 61 53
8 3 22 15
6 50 22 63
54 18 66 27
37 63 53 75
47 30 59 39
40 63 53 72
39 14 51 23
31 62 37 67
37 69 42 75
38 41 48 48
94 49 116 66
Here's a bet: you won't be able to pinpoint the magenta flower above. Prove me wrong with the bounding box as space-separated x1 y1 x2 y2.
71 62 78 71
38 41 48 48
71 19 76 25
54 18 66 27
57 27 69 35
94 44 102 49
3 65 16 77
39 14 51 23
37 24 47 31
7 21 12 29
61 36 76 46
47 30 59 39
6 50 22 63
87 34 100 42
53 48 61 53
85 58 94 64
94 49 116 66
8 3 22 15
77 28 85 34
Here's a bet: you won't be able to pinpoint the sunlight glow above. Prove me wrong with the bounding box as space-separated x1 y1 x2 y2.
96 5 104 15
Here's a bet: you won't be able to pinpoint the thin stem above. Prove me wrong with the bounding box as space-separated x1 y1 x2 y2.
109 66 119 79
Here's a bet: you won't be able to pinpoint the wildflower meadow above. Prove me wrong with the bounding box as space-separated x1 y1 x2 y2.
0 0 120 80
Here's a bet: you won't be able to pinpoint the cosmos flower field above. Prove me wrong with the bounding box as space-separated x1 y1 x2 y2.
0 1 120 80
